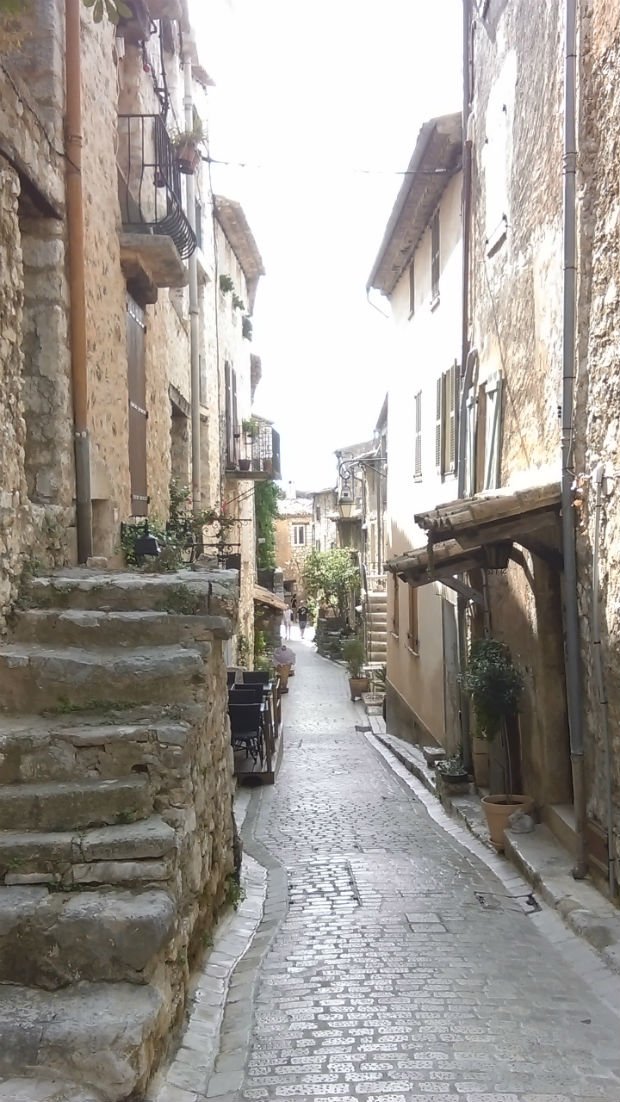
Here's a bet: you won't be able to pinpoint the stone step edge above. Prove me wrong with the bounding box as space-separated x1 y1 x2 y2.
0 1077 105 1102
147 853 268 1102
368 722 620 988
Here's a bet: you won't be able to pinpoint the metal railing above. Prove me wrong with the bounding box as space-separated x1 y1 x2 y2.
117 114 196 260
229 425 281 479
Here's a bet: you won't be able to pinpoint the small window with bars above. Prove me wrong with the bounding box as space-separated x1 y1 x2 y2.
414 390 422 480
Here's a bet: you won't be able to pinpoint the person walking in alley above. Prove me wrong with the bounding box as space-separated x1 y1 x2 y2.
297 603 309 638
282 606 292 640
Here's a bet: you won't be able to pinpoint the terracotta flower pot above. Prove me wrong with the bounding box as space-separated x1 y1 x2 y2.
482 794 534 851
472 736 490 788
349 676 370 701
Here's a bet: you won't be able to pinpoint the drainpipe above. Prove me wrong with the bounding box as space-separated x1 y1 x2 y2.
562 0 588 879
65 0 93 562
457 0 474 771
183 45 201 512
591 464 616 897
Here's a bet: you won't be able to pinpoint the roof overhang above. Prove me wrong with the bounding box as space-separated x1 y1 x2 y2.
387 482 563 591
366 113 462 298
214 196 265 312
253 585 287 612
415 482 562 548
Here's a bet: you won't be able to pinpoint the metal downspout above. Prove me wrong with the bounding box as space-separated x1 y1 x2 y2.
65 0 93 562
457 0 474 771
591 464 616 896
183 50 201 512
562 0 588 879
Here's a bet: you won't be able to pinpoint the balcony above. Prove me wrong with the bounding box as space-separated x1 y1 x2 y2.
226 425 281 481
117 114 196 296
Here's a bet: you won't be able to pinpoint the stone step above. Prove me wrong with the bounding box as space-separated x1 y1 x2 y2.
12 608 231 648
367 594 387 606
27 568 236 621
0 776 152 832
0 815 177 884
0 981 165 1099
0 886 176 988
0 1079 104 1102
0 713 192 784
0 644 206 713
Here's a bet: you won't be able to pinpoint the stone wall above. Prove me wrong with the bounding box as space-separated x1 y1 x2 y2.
0 165 32 619
575 0 620 863
468 0 570 809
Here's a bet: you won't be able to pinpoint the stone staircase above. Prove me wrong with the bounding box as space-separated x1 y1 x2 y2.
366 587 387 664
0 568 238 1102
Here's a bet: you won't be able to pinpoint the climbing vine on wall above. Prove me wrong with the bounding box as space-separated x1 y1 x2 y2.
255 480 282 571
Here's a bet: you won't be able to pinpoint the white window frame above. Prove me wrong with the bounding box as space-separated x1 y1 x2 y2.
292 524 307 547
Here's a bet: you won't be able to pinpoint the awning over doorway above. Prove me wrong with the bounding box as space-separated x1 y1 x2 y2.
253 585 287 612
414 482 561 548
386 481 562 588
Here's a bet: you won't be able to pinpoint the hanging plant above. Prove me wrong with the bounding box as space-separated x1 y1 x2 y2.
461 639 524 740
219 274 234 295
232 293 246 312
242 315 253 341
83 0 133 22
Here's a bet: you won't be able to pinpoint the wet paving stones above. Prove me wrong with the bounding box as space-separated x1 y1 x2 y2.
209 638 620 1102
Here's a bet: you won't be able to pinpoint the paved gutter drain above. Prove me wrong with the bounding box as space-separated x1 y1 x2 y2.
475 890 541 915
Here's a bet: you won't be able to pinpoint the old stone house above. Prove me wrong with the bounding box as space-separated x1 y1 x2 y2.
274 489 313 603
0 1 278 1094
367 114 464 752
309 487 338 554
371 0 620 896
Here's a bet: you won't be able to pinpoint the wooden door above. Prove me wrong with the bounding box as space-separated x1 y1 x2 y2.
126 295 148 516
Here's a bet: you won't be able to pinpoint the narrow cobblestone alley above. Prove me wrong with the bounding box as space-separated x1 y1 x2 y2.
205 638 620 1102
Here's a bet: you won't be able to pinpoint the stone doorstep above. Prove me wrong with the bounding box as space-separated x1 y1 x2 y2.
0 886 176 987
0 775 152 832
0 1078 105 1102
0 643 207 713
28 569 238 622
370 717 620 979
12 608 233 646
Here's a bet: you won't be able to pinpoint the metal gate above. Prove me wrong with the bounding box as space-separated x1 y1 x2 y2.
126 295 148 516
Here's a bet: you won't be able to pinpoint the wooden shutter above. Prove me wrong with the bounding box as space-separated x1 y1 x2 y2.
392 574 400 636
409 260 415 316
431 211 440 301
446 361 457 475
465 387 477 496
126 295 148 516
414 390 422 480
435 375 443 474
408 585 419 652
484 374 503 489
224 361 234 465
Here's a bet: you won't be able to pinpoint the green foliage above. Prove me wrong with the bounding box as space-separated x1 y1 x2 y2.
342 636 365 678
82 0 132 23
224 873 246 911
303 549 360 619
462 639 524 740
219 274 234 294
255 480 281 570
242 417 259 437
236 633 250 667
155 584 202 616
232 293 246 311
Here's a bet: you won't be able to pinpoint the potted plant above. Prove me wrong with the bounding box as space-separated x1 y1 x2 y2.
242 417 259 439
219 274 234 295
170 119 204 175
462 639 531 850
342 636 369 701
436 754 470 799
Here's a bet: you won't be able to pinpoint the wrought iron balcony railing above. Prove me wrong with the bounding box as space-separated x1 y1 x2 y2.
117 114 197 261
227 425 281 481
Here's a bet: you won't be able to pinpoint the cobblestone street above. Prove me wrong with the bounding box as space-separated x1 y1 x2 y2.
206 637 620 1102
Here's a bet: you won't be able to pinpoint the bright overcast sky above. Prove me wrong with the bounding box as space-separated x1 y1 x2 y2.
190 0 462 491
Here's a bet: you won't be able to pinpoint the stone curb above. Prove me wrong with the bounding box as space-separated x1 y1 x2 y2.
367 723 620 1013
147 813 268 1102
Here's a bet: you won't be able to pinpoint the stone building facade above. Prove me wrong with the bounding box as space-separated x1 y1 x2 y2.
275 492 314 602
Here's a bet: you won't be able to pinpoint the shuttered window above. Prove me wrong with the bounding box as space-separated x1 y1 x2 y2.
483 373 503 489
391 574 400 637
409 259 415 317
436 363 458 479
407 585 419 654
414 390 422 480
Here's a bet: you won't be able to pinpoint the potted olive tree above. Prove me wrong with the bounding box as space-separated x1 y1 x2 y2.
170 119 204 175
462 639 531 850
342 637 369 701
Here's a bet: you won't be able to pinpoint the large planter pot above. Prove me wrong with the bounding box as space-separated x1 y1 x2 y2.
482 794 534 851
176 141 201 175
349 676 370 701
472 737 490 788
275 664 291 693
